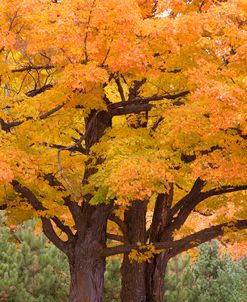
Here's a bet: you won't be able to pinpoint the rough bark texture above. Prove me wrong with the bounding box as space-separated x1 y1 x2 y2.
68 250 105 302
67 202 112 302
146 252 170 302
146 186 173 302
120 200 147 302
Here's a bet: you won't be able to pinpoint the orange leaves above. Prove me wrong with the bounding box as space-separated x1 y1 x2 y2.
59 63 108 91
0 160 14 184
0 0 246 239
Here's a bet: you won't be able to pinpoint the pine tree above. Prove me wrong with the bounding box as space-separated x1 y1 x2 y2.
0 216 69 302
165 242 247 302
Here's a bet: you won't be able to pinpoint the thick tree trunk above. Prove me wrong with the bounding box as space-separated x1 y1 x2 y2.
67 202 112 302
146 252 169 302
121 256 146 302
120 200 147 302
68 252 105 302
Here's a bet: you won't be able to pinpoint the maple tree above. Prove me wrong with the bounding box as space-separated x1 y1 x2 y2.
0 0 247 301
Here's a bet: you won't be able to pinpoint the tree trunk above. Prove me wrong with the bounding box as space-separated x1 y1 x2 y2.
67 202 111 302
145 186 174 302
68 251 105 302
120 200 147 302
121 256 146 302
146 252 169 302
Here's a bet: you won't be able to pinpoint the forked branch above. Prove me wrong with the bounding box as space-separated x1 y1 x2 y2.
102 219 247 257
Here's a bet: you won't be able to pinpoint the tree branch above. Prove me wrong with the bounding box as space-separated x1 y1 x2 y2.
102 219 247 257
41 217 68 254
148 184 174 242
109 213 127 235
170 178 205 218
107 233 125 243
11 65 54 73
108 90 189 110
0 103 64 132
200 185 247 200
40 103 64 119
110 103 153 116
169 219 247 257
26 84 53 97
114 75 126 102
166 181 247 240
11 180 73 252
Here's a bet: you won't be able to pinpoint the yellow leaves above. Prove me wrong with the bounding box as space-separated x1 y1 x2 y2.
129 244 162 263
88 127 176 205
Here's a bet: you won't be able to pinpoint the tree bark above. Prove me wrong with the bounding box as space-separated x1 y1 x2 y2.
121 256 146 302
120 200 147 302
146 251 170 302
145 186 173 302
68 243 105 302
67 202 112 302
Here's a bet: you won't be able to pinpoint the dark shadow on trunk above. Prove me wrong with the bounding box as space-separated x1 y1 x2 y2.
146 252 170 302
120 200 147 302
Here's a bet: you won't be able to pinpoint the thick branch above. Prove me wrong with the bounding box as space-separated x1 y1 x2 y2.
149 184 174 242
107 233 125 243
109 213 127 235
114 75 126 102
102 219 247 257
169 219 247 257
41 217 68 253
200 185 247 200
63 196 83 227
11 180 73 251
110 103 153 116
166 181 247 240
108 90 189 110
170 178 205 218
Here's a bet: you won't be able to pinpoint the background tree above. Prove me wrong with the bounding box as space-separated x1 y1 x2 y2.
164 242 247 302
0 216 69 302
0 1 246 302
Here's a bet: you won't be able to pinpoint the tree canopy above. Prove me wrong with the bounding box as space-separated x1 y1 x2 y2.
0 1 246 301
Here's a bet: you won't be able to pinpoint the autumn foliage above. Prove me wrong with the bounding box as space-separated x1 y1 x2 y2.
0 0 247 301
